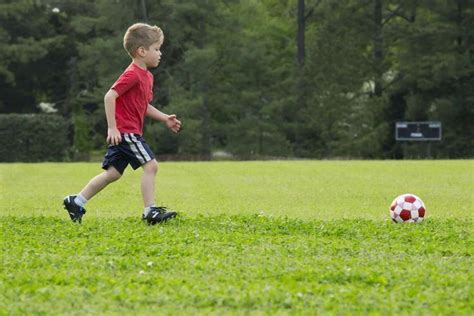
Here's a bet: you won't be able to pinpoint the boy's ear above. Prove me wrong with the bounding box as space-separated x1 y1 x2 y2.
136 46 146 57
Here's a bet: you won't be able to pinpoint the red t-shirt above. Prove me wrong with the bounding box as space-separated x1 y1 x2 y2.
111 63 154 135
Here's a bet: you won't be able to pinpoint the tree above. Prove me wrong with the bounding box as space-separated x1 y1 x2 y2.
0 0 472 159
390 0 474 157
0 0 75 114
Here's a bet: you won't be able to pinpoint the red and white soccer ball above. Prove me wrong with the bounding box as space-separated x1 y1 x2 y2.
390 194 426 223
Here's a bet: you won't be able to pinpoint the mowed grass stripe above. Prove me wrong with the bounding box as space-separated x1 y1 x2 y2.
1 160 472 219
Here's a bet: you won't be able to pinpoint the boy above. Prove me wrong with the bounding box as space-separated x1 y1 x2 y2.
63 23 181 225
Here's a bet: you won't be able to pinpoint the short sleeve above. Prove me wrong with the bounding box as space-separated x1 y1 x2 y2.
111 70 139 96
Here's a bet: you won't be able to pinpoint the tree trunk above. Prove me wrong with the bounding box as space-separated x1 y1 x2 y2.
201 84 211 159
140 0 148 22
455 0 464 49
199 13 211 159
373 0 383 97
296 0 307 110
297 0 305 68
409 0 417 22
294 0 307 153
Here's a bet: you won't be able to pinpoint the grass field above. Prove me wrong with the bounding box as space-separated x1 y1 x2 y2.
1 160 473 315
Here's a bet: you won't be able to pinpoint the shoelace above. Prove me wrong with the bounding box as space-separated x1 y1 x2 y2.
150 206 168 214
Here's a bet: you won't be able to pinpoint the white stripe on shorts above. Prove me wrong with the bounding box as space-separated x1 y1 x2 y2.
124 133 145 164
130 134 152 162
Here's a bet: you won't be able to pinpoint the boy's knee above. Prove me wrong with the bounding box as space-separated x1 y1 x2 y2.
144 160 158 174
105 167 122 182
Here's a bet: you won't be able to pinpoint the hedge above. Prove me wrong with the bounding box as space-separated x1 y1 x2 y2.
0 114 71 162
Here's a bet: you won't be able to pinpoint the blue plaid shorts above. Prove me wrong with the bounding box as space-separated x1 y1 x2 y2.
102 133 155 174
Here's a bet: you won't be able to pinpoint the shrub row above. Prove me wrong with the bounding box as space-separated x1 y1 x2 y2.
0 114 71 162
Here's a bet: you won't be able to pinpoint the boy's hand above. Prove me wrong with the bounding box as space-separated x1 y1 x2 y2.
166 114 182 133
107 127 122 145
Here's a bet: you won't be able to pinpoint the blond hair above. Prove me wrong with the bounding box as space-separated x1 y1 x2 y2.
123 23 164 57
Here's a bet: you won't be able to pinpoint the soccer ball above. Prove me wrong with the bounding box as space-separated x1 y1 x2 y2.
390 194 426 223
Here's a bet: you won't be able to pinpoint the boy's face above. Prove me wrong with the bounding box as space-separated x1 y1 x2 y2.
143 42 162 68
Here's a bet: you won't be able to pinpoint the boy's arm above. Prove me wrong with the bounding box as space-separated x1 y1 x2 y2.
146 104 181 133
104 89 122 145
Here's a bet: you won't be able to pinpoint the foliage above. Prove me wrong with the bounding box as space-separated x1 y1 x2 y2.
73 109 93 157
0 114 70 162
0 0 472 158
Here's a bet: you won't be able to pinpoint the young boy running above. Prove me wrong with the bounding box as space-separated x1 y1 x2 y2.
64 23 181 225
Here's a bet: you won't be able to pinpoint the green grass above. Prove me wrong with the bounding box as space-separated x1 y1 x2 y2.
1 161 473 315
1 160 473 219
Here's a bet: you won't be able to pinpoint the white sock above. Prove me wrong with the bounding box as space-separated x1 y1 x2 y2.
144 204 156 217
74 194 88 207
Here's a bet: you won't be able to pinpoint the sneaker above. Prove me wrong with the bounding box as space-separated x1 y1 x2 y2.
63 195 86 223
142 206 177 225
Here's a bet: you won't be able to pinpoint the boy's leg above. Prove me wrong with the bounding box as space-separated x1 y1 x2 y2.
140 159 177 224
141 159 158 207
64 166 122 223
80 166 122 200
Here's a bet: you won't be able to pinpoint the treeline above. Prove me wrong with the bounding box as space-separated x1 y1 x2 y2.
0 0 472 160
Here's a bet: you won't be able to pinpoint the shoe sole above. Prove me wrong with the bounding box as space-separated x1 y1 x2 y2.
147 212 177 225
